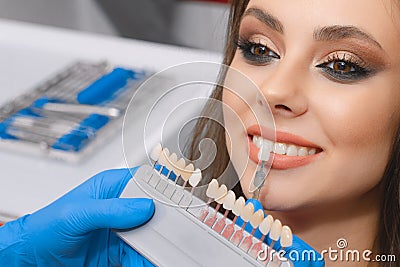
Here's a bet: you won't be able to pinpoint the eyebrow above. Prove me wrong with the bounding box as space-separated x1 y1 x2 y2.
243 7 383 50
313 25 383 49
243 8 284 34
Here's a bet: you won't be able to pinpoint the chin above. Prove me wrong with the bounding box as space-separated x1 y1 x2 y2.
258 191 300 211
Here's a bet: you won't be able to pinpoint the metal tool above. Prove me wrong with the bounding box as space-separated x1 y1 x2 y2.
252 161 267 200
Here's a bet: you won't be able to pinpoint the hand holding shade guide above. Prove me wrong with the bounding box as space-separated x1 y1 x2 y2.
117 143 294 267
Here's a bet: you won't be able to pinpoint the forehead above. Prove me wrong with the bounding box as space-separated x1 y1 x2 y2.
245 0 400 52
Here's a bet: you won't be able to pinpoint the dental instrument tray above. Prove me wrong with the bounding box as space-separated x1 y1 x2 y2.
0 61 151 162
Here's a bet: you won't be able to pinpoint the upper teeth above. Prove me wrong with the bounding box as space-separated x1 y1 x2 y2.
253 135 317 158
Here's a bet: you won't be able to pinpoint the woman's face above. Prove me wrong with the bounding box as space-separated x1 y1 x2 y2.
223 0 400 211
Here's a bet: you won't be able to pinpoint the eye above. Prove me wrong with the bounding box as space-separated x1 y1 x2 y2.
328 61 355 73
316 53 372 82
252 45 265 56
235 38 280 65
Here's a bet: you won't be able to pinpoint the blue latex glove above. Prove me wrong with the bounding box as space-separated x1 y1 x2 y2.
0 168 155 267
237 199 325 267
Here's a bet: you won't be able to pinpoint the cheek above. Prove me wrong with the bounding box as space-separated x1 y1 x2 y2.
222 89 252 179
313 76 400 195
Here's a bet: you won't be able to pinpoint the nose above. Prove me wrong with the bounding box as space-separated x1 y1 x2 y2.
257 62 308 118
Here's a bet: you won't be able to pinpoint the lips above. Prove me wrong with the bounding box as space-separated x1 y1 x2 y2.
247 125 323 170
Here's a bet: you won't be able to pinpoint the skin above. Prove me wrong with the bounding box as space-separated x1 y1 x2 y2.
222 0 400 266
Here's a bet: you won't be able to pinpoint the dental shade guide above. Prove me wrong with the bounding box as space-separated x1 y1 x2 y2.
117 144 293 267
231 202 254 246
278 226 294 267
198 178 219 222
170 163 194 205
204 184 227 227
249 215 274 259
239 209 264 252
162 157 186 199
221 196 245 240
212 190 235 233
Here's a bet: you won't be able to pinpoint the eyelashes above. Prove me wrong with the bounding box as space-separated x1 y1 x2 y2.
235 38 280 64
315 52 373 82
235 37 375 82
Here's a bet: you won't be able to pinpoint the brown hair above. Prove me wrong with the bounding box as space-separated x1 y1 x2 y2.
187 0 249 198
378 125 400 266
188 0 400 265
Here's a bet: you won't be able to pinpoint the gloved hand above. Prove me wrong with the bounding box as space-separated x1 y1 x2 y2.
0 168 155 267
237 199 325 267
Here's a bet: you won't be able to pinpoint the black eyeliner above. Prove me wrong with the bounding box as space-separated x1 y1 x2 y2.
316 61 373 82
234 37 279 65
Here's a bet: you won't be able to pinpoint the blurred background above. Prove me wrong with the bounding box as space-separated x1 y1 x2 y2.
0 0 230 52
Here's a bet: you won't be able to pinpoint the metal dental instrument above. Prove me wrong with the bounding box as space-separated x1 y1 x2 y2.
42 103 121 118
252 142 270 199
252 161 267 200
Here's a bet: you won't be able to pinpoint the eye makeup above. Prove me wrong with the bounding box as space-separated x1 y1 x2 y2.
235 29 386 83
235 8 391 83
235 37 280 65
315 51 374 82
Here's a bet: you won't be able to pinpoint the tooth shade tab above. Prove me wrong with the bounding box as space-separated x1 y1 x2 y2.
206 179 219 198
215 184 228 204
222 190 236 210
169 153 178 165
258 215 274 235
253 135 263 148
174 158 186 176
150 143 162 161
217 188 229 204
165 153 177 170
163 148 170 157
240 203 254 222
250 209 264 228
181 163 194 181
188 168 202 187
169 153 178 162
258 145 271 161
232 196 245 216
262 139 274 152
269 219 283 241
280 225 293 247
158 149 168 166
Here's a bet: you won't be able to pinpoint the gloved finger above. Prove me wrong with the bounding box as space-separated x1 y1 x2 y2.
277 235 325 267
68 167 139 200
120 242 155 267
71 198 154 233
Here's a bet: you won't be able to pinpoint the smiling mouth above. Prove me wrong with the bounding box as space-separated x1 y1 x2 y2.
246 126 323 170
249 135 323 157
